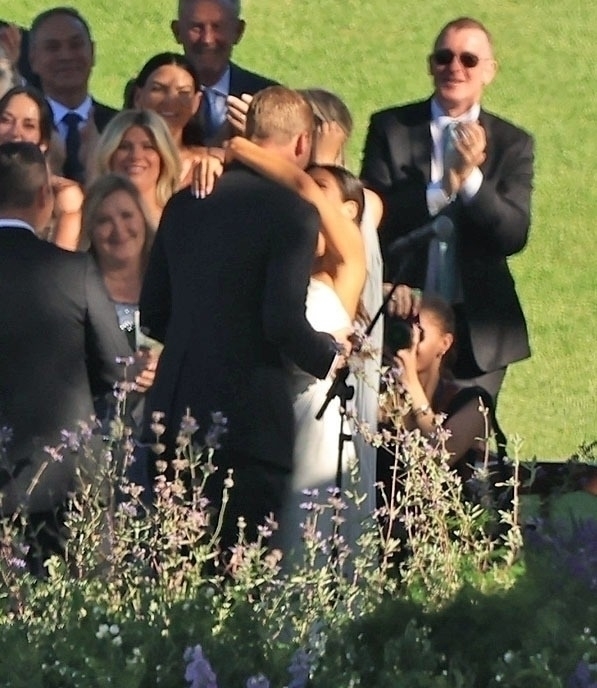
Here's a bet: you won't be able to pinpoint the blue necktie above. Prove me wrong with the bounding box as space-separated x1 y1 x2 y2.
199 88 215 140
62 112 84 183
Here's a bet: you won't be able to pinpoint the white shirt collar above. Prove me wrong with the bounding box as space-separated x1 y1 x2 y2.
47 94 93 126
431 98 481 125
0 219 37 235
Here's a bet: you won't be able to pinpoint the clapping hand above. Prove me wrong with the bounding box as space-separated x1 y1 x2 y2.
226 93 253 135
443 121 486 196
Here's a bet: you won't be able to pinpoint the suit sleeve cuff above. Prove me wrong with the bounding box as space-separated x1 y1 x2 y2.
426 184 452 216
459 167 483 203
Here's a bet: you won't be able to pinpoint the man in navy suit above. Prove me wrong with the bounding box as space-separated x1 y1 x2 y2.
171 0 278 145
28 7 118 182
361 17 534 400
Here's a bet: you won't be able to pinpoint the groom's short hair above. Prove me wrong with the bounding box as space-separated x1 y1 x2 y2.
0 141 48 209
246 86 314 144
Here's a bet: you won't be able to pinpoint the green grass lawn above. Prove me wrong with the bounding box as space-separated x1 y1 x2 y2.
6 0 597 458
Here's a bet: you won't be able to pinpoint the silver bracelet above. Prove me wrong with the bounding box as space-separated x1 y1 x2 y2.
412 403 432 417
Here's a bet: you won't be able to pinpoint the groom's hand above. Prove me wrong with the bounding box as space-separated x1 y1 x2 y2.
328 326 353 375
333 326 353 357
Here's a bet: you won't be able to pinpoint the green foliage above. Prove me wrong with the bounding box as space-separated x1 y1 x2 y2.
0 379 594 686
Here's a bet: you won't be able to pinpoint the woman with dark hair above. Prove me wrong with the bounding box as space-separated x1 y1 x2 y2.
390 293 492 472
0 84 83 250
131 52 223 187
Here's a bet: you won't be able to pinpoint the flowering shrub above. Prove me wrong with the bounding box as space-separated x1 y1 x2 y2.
0 356 595 686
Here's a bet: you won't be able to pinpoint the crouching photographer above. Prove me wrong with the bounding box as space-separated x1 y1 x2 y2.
382 291 495 478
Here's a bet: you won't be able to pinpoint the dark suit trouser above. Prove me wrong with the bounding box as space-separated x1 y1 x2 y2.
451 305 507 404
24 507 68 577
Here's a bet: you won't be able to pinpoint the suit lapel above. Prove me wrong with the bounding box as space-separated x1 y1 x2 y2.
404 99 433 184
478 109 494 175
228 63 241 95
411 120 433 184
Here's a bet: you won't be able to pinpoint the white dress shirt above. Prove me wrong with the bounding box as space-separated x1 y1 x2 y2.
47 95 93 140
0 218 36 234
426 98 482 216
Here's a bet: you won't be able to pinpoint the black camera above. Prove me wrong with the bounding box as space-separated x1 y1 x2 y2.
385 314 423 353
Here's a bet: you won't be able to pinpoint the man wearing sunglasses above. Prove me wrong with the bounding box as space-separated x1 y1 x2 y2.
361 16 534 402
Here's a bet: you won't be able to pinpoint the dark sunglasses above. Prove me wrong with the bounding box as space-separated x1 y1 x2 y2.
432 48 480 69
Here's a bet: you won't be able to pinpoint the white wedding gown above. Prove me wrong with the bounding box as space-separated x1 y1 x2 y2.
276 278 369 567
351 197 384 523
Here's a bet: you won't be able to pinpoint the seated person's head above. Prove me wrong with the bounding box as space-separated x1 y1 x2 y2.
0 141 53 230
245 86 314 168
299 89 353 165
171 0 245 87
28 7 95 105
82 173 154 268
131 52 201 139
0 85 53 152
90 109 180 209
386 293 456 374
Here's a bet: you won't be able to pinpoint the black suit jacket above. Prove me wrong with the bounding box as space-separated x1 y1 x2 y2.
91 98 118 133
361 98 534 373
185 61 279 146
140 166 337 471
0 228 131 513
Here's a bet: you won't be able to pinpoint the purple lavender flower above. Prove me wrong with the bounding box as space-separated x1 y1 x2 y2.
567 660 597 688
43 444 64 463
287 648 312 688
179 412 200 436
204 412 228 449
531 517 597 592
246 675 270 688
0 425 13 448
7 556 27 570
60 429 81 451
184 645 218 688
302 488 319 498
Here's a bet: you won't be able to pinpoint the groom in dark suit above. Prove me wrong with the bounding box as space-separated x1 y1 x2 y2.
0 142 131 570
361 17 534 400
140 86 344 548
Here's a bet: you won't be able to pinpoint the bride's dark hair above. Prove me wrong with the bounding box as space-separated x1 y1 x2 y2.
307 163 368 324
306 163 365 225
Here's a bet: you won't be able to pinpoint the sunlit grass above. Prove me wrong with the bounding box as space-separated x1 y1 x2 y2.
7 0 597 457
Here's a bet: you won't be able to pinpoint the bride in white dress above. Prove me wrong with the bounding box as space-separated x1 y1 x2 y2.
227 137 368 564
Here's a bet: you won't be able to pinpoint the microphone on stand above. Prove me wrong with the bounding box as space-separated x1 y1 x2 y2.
387 216 454 256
